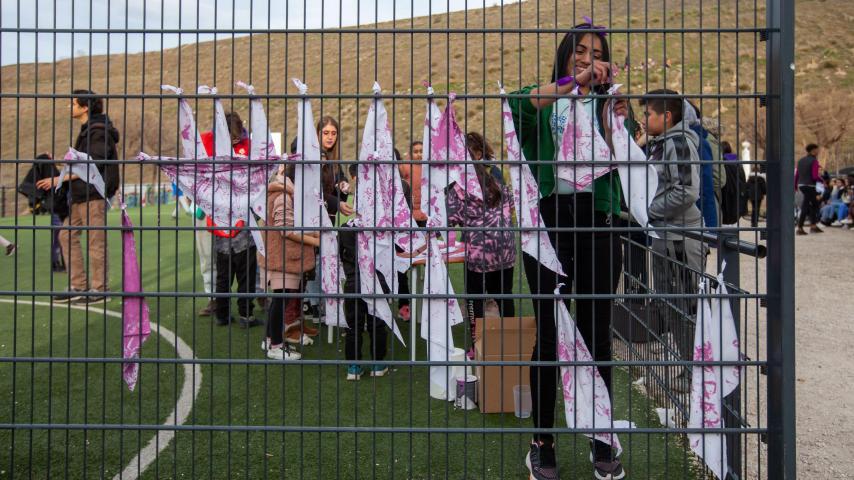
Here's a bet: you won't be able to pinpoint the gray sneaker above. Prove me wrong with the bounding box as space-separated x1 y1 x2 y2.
525 441 559 480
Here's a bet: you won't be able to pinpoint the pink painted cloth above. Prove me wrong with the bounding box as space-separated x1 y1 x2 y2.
555 86 616 190
290 78 346 328
499 86 564 276
555 284 622 454
688 271 741 479
605 84 658 234
356 82 404 344
430 93 483 202
139 84 279 255
121 206 150 392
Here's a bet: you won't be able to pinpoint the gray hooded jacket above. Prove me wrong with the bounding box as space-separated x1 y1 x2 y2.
647 120 702 237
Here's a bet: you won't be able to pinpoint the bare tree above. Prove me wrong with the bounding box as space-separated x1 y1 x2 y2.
796 91 854 172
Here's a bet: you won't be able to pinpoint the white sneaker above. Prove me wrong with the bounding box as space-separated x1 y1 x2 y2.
266 345 301 361
831 221 842 227
841 218 852 225
260 339 269 351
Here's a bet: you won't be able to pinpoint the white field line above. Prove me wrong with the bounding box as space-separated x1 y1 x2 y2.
0 298 203 480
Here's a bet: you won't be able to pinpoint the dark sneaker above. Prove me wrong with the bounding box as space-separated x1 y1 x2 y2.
810 226 824 233
594 460 626 480
525 441 559 480
215 316 232 326
239 316 264 328
5 243 16 256
74 294 109 305
198 299 216 317
53 289 83 303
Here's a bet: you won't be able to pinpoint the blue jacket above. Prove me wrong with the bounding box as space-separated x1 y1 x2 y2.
691 124 719 228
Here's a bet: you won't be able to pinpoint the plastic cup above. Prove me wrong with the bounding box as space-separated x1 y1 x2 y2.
513 384 532 418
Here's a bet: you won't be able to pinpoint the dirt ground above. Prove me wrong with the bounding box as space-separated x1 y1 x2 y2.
737 224 854 479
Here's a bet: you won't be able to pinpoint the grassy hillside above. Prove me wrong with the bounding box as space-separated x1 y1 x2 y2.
0 0 851 200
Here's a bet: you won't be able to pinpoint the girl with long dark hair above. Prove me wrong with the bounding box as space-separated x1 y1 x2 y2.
446 132 516 358
507 21 633 480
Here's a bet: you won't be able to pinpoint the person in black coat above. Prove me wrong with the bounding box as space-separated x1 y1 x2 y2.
36 90 120 303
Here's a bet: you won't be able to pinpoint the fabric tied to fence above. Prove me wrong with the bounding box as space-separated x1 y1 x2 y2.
55 147 109 203
605 84 658 233
291 78 346 328
689 269 741 480
555 86 616 190
355 82 405 344
138 85 278 255
555 284 622 454
121 204 150 392
417 87 468 398
499 85 564 275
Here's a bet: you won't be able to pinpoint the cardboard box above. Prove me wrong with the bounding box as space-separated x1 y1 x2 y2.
474 314 537 414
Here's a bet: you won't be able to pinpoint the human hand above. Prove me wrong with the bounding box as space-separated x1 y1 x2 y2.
337 181 350 195
35 176 60 190
338 202 355 216
574 61 613 87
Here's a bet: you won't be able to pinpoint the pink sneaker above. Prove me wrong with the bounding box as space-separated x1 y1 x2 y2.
466 347 476 360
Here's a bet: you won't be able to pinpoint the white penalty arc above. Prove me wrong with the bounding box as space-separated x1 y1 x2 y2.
0 298 202 480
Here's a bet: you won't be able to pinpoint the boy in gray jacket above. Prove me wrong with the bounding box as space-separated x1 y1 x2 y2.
641 90 705 388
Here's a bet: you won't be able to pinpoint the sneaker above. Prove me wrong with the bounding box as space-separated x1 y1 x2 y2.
198 299 216 317
260 338 269 351
810 225 824 233
53 289 84 303
525 441 559 480
368 365 388 377
346 365 363 381
398 305 411 322
594 460 626 480
466 347 476 360
5 243 16 256
215 316 232 326
796 228 808 236
303 302 319 319
73 293 109 305
239 316 264 328
842 218 852 225
266 344 301 361
832 220 843 227
285 329 314 346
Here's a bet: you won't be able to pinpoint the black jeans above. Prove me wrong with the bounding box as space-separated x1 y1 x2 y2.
214 247 258 320
522 193 621 457
344 297 388 362
798 185 820 228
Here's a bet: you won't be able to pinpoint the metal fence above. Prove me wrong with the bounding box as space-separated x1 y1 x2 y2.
0 0 795 479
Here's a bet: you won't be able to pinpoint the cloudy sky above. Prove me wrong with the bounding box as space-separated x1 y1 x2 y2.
0 0 519 66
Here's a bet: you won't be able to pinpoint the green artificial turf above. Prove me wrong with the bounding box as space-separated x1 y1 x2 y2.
0 206 699 479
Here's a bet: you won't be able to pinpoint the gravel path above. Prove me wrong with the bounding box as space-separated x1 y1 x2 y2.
737 224 854 479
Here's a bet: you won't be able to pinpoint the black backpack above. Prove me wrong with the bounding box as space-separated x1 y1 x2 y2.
720 162 748 224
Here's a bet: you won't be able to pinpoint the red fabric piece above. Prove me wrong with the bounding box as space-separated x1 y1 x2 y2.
200 130 252 236
200 130 250 157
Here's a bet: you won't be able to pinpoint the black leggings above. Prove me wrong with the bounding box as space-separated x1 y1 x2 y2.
465 266 516 320
522 193 621 454
266 289 300 346
214 247 258 320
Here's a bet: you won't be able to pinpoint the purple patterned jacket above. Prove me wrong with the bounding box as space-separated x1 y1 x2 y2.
446 175 516 273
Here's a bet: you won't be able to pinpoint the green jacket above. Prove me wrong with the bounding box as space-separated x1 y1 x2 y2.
507 84 636 215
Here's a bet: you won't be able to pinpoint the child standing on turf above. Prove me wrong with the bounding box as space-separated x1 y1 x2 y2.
339 163 390 380
446 132 516 358
259 165 320 360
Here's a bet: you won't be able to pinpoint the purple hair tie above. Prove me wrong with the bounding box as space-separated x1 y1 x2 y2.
557 75 575 87
582 16 608 36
